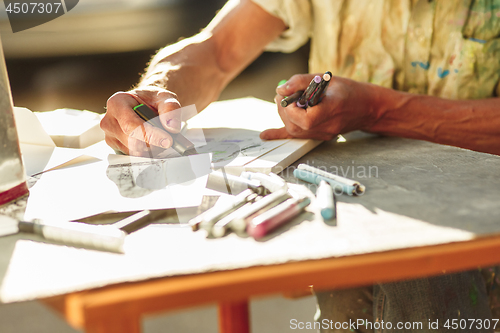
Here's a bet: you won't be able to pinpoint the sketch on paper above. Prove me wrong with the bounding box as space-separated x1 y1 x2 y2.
156 127 288 168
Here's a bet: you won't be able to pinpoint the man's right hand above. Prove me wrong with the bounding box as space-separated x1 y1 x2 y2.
101 87 182 157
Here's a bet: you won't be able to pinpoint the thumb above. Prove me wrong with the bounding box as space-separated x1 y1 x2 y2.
260 127 293 140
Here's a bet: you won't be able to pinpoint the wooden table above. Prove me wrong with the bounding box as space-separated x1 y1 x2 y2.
41 235 500 333
2 132 500 333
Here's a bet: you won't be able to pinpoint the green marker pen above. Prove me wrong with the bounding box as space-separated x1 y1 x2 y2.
133 103 196 156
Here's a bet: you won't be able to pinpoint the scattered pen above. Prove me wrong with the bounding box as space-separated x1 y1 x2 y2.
240 172 287 193
210 201 255 238
226 188 291 234
247 196 311 240
293 169 358 196
316 180 336 221
297 164 365 195
198 189 258 231
207 170 267 195
17 218 127 253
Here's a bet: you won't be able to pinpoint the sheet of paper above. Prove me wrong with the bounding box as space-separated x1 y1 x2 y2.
14 106 89 176
13 107 55 147
188 98 286 131
20 143 89 176
183 97 318 172
24 153 211 221
35 108 105 148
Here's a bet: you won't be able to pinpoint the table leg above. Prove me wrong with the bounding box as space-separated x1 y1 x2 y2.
218 300 250 333
85 314 141 333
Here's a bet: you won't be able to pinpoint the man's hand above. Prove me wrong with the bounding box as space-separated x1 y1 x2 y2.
101 87 182 157
261 73 500 156
260 74 380 141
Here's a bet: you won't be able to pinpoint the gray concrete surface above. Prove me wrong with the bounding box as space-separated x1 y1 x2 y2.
0 296 317 333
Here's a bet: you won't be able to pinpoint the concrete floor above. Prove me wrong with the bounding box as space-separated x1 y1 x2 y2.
0 296 317 333
1 47 322 332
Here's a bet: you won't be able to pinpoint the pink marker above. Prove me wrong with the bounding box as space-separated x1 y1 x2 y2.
247 197 311 240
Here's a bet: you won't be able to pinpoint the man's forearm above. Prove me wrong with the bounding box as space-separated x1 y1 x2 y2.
135 0 286 112
138 32 229 111
370 86 500 155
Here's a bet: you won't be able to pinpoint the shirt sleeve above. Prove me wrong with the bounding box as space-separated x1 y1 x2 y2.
251 0 312 53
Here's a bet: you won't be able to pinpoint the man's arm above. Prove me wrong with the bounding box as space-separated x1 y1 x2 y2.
370 89 500 155
101 0 286 156
261 75 500 156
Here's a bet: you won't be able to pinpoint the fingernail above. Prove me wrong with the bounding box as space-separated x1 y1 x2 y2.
166 118 181 132
160 138 171 148
277 79 287 88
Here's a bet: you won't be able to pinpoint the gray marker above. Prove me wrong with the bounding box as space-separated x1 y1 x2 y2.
297 164 365 195
207 170 267 195
210 201 254 238
0 211 154 253
230 188 291 233
240 172 287 193
199 189 257 230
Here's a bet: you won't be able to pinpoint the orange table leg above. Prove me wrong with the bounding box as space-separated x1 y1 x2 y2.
218 300 250 333
85 312 141 333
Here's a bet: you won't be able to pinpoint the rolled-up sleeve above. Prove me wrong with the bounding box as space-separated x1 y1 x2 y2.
251 0 312 53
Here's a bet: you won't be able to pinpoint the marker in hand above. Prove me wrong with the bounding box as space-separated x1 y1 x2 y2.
133 103 196 156
297 75 322 108
279 71 333 109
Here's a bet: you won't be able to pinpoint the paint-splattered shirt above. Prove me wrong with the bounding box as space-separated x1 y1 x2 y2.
252 0 500 99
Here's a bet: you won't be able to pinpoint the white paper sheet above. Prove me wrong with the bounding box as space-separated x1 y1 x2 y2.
184 98 320 172
20 144 89 176
13 107 55 147
24 153 211 221
14 107 89 176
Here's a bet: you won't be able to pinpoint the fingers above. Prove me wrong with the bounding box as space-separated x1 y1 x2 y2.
260 127 292 140
276 73 316 96
274 95 305 137
134 90 183 134
264 94 336 141
103 121 158 157
104 91 174 150
278 83 341 131
283 102 332 131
